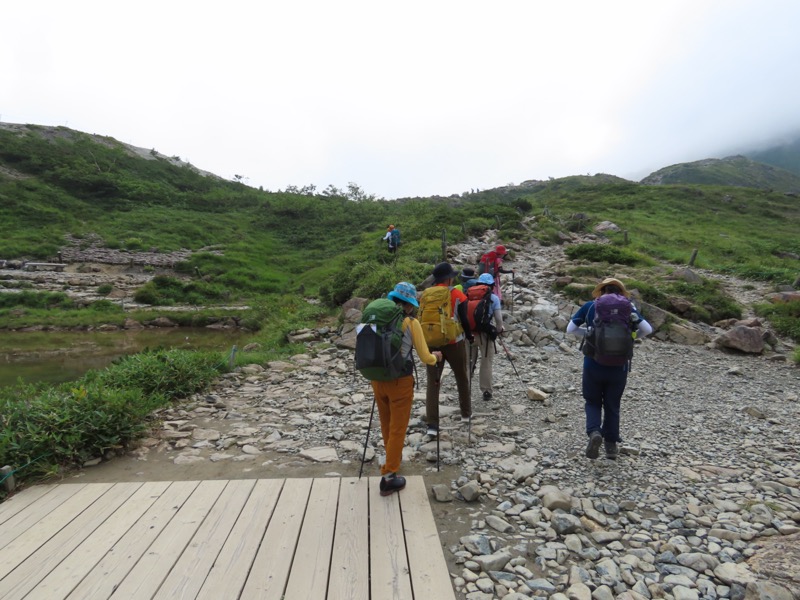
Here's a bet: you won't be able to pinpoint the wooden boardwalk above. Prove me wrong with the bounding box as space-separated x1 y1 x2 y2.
0 476 456 600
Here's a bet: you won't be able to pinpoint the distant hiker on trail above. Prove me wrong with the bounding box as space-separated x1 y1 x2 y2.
454 267 477 293
477 244 514 301
357 282 443 496
382 224 400 253
418 262 473 436
467 273 504 401
566 277 653 461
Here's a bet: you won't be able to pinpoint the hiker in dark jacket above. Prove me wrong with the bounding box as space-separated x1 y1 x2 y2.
566 277 652 460
454 267 477 293
383 225 397 253
372 282 442 496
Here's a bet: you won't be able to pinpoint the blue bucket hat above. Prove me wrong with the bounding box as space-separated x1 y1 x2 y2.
387 281 419 307
478 273 494 286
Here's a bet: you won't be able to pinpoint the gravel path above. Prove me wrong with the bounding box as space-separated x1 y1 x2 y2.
70 235 800 600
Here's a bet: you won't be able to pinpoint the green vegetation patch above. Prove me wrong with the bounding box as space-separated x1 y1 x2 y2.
564 243 650 267
0 348 226 489
755 300 800 342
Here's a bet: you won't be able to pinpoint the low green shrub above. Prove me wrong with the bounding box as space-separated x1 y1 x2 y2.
0 382 151 479
565 243 649 266
88 299 122 312
97 283 113 295
755 300 800 342
133 275 227 305
0 291 75 310
666 280 741 322
85 348 225 400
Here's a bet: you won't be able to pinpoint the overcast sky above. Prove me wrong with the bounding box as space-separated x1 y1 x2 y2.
3 1 800 199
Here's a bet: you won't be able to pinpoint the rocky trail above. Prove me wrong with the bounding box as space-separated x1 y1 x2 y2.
64 236 799 600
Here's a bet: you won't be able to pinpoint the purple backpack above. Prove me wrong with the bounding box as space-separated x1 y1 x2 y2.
582 293 634 366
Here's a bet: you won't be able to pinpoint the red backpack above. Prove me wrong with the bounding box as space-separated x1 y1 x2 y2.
466 284 495 335
477 251 498 277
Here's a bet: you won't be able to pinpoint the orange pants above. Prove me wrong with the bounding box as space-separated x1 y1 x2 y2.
370 376 414 476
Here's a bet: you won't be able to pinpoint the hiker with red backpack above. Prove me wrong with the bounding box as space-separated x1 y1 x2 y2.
477 244 514 301
467 273 504 401
356 282 443 496
566 278 653 460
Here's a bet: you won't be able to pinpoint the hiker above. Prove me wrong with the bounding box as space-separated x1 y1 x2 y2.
477 244 514 301
382 224 400 253
467 273 503 401
367 282 443 496
566 277 653 460
419 262 474 436
454 267 477 293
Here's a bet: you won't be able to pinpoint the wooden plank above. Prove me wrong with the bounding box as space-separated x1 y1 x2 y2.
370 476 413 600
24 481 172 600
400 476 457 600
328 477 370 600
0 483 106 581
239 477 313 600
283 477 341 600
153 479 257 599
0 485 56 526
106 479 227 599
0 482 141 600
65 480 199 600
195 479 285 600
0 483 86 547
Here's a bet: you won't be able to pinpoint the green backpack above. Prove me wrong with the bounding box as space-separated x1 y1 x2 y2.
355 298 408 381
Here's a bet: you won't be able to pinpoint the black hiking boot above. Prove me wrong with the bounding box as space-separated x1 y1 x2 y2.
585 431 602 459
604 441 619 460
380 474 406 497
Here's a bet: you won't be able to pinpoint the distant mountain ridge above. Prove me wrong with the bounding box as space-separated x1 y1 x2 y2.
745 136 800 176
640 155 800 193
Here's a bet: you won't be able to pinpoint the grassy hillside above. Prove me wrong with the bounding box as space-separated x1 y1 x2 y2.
640 155 800 193
0 123 527 307
1 124 798 323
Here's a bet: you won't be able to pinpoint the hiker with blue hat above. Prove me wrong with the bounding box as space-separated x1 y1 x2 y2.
371 282 442 496
466 273 504 401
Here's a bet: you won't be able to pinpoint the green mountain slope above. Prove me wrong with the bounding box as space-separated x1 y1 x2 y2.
640 155 800 193
1 123 798 312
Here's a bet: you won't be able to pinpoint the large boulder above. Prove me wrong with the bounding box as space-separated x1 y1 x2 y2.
714 325 765 354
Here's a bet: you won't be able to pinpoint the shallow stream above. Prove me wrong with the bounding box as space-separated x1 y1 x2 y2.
0 328 253 388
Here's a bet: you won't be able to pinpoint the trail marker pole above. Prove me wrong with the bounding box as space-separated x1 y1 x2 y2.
688 248 698 267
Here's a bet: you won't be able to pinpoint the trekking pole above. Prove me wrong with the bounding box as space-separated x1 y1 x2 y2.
436 428 440 472
433 359 445 472
359 394 377 480
498 336 525 385
511 272 515 316
464 340 472 446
